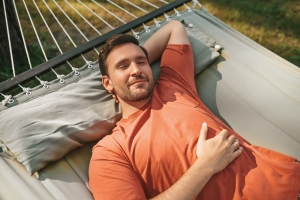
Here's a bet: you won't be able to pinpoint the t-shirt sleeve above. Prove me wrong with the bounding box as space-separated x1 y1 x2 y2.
89 135 146 200
159 44 197 94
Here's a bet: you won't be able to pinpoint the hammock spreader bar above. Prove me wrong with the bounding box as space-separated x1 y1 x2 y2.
0 0 190 94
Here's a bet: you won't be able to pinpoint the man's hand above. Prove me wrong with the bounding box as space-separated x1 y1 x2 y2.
150 123 243 200
196 122 243 174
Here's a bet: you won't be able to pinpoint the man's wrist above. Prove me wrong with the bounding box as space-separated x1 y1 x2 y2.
193 159 216 178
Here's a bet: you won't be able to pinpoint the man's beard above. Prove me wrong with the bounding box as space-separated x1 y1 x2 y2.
115 75 154 102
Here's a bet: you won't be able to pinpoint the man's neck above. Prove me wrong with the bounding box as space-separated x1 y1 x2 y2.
119 97 151 119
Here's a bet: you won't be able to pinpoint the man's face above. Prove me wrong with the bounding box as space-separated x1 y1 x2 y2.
103 43 154 102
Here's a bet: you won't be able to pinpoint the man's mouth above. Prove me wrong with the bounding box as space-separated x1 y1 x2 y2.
129 79 148 86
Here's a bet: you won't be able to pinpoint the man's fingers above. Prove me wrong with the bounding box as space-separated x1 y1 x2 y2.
228 135 236 144
231 139 240 150
199 122 208 142
232 147 243 161
219 129 229 139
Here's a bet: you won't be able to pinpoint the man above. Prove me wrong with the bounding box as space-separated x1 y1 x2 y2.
89 20 300 199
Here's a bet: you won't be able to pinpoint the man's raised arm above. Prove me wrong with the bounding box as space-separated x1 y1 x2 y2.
143 20 190 64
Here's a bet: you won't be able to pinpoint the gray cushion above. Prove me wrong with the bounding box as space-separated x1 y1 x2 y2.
0 62 122 175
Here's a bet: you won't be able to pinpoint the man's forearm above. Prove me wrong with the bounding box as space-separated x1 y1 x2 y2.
143 20 190 64
150 159 214 200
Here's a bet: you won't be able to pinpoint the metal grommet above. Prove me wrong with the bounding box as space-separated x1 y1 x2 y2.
156 23 161 27
188 23 194 28
166 18 171 21
135 35 140 39
75 71 80 75
146 29 150 33
60 79 65 84
8 99 14 104
214 44 221 50
43 84 49 89
26 92 32 95
88 64 93 69
176 13 181 16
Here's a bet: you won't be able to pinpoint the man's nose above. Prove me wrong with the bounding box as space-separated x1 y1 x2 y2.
130 62 142 76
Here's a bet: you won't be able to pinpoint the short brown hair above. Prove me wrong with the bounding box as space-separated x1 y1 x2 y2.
98 34 148 76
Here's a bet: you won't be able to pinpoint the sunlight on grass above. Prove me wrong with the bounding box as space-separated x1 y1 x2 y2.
201 0 300 67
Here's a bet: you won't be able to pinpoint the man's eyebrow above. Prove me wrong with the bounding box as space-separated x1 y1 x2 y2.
135 55 147 60
115 55 147 67
115 58 130 67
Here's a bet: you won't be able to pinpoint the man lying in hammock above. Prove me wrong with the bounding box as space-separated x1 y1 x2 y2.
89 20 300 200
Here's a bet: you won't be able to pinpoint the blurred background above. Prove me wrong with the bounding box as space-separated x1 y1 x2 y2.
0 0 299 95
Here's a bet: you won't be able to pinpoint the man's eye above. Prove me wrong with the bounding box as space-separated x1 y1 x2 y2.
119 65 129 69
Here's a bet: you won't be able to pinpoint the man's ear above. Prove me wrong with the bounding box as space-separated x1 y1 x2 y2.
102 75 113 93
102 75 119 103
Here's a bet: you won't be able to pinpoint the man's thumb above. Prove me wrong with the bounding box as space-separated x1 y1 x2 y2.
199 122 208 142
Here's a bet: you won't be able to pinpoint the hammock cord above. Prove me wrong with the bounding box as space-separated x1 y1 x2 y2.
42 0 87 64
3 0 16 77
64 0 102 36
77 0 114 29
33 0 64 56
192 0 202 8
52 0 99 55
142 0 159 9
12 0 32 69
160 0 169 4
22 0 48 62
107 0 137 19
19 0 50 94
124 0 149 13
91 0 126 24
35 0 81 77
0 93 14 105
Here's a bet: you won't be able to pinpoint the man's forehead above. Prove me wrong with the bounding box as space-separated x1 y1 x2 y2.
107 43 145 66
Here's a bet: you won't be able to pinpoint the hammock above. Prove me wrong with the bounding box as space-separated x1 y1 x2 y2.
0 0 300 199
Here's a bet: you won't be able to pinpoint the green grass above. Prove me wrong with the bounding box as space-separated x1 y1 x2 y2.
1 0 299 96
200 0 300 67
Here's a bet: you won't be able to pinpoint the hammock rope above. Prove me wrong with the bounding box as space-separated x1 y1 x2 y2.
3 0 16 77
53 1 91 42
92 0 126 24
142 0 159 9
22 0 48 62
52 0 99 72
107 0 137 19
12 0 32 69
22 0 49 95
192 0 202 8
64 0 102 36
78 0 114 29
0 93 14 105
160 0 169 4
1 0 196 104
43 0 87 63
124 0 149 14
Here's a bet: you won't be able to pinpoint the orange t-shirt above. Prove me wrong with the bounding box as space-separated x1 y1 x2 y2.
89 45 300 200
